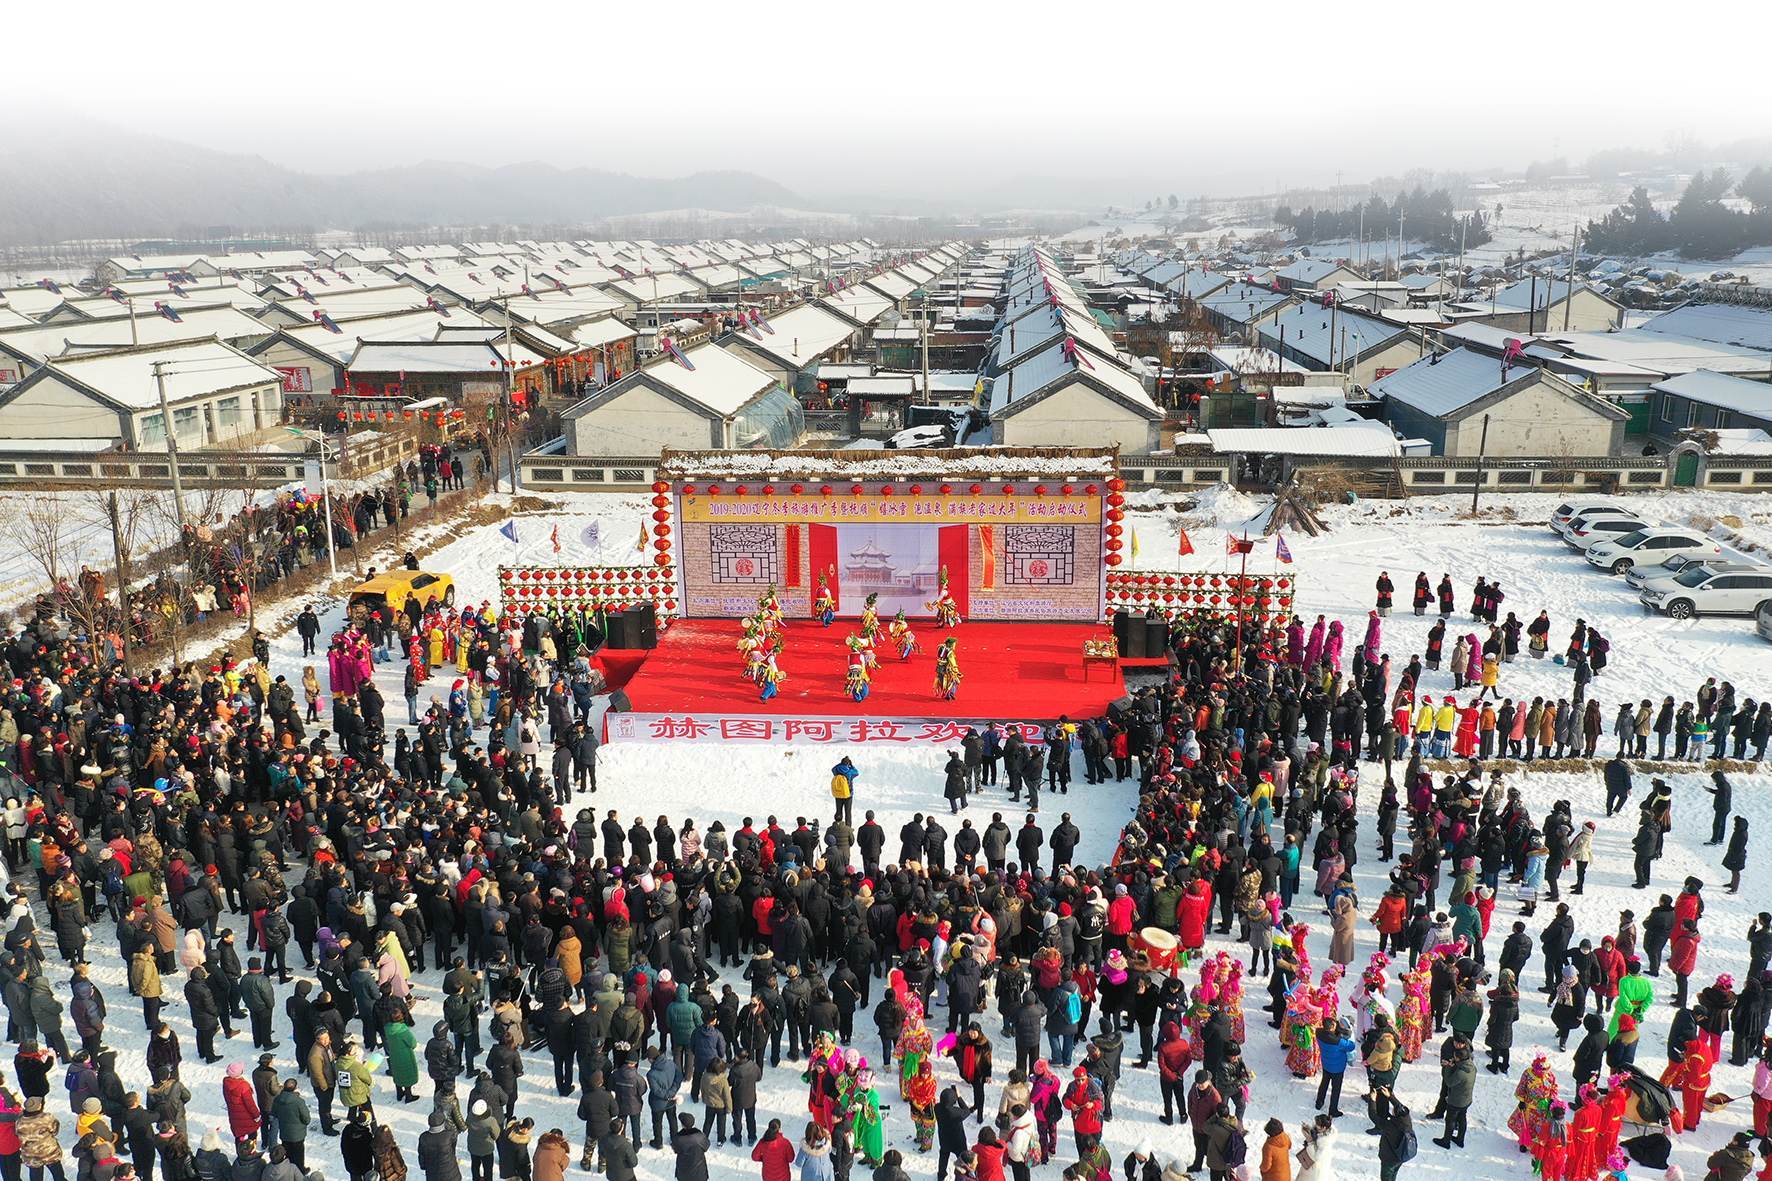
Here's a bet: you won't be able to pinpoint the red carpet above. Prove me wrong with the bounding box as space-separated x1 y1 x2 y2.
619 618 1127 722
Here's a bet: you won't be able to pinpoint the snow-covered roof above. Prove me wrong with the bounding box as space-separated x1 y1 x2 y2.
265 310 472 363
1198 283 1291 323
865 272 917 301
634 341 777 415
350 339 543 373
609 273 702 303
724 304 854 368
0 304 270 364
1206 422 1401 457
1204 346 1307 375
1704 428 1772 455
567 318 638 349
1640 304 1772 353
1652 370 1772 419
1489 277 1614 312
1277 257 1357 284
19 338 279 410
1258 302 1408 367
1370 347 1523 417
1540 329 1772 379
992 338 1158 419
819 287 894 326
994 301 1117 371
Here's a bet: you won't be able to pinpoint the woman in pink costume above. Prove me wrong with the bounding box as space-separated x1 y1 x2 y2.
1507 1054 1560 1151
1396 954 1432 1063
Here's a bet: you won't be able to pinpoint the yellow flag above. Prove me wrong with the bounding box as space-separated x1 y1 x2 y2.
1130 529 1140 562
636 521 648 552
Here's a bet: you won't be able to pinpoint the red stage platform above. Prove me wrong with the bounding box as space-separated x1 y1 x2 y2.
605 619 1127 744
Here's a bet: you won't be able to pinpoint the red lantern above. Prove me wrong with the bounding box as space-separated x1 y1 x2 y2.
1083 483 1098 494
908 484 922 496
1164 575 1177 587
654 553 671 566
851 483 864 496
1061 484 1074 496
665 598 677 610
969 484 982 495
1105 553 1122 566
651 510 668 523
1001 484 1015 495
761 484 775 496
790 483 804 494
733 485 748 496
517 569 530 580
1162 592 1176 603
1033 484 1047 496
1105 539 1121 552
939 483 952 495
1209 594 1221 605
681 484 695 494
820 485 833 497
706 485 721 496
655 539 671 552
1106 493 1125 508
1107 477 1126 492
1104 523 1122 537
651 481 668 493
653 524 671 537
880 484 894 497
651 495 669 508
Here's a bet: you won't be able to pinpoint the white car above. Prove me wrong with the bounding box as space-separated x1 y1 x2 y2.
1552 506 1641 541
1630 557 1760 592
1562 514 1650 550
1640 566 1772 618
1584 528 1722 574
1549 499 1635 532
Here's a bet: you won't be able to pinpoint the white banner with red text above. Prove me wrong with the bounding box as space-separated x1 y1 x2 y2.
605 713 1046 745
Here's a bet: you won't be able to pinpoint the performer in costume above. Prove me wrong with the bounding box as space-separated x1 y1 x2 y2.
813 575 835 627
849 1067 884 1166
889 610 919 660
845 635 872 702
860 593 881 640
1507 1054 1560 1152
934 637 962 700
805 1033 838 1131
758 641 785 702
1396 954 1432 1062
758 585 783 629
928 566 961 628
905 1058 937 1151
897 994 934 1099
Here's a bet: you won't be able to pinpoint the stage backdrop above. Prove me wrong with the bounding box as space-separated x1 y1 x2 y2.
673 486 1105 622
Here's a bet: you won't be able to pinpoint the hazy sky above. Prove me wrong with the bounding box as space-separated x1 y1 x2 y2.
11 0 1769 202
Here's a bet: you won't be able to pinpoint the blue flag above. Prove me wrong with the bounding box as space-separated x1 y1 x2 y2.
499 521 519 544
1275 533 1294 564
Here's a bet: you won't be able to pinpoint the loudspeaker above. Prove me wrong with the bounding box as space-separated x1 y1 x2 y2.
1117 611 1145 659
1106 694 1135 724
607 611 639 649
632 602 658 650
1112 610 1134 652
1143 616 1170 657
606 689 633 713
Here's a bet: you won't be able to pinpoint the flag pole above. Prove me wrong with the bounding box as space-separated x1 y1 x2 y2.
1233 530 1249 678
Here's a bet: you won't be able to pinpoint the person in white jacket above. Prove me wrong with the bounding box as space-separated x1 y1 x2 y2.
1295 1113 1339 1181
1002 1102 1037 1181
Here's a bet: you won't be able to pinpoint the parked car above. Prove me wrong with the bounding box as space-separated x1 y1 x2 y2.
1563 514 1651 550
1628 555 1760 591
1583 528 1722 574
1552 506 1642 540
1757 600 1772 643
1549 499 1635 531
1640 566 1772 619
348 569 455 615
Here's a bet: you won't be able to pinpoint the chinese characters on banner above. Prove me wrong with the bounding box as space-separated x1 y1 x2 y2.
274 366 313 393
606 714 1047 745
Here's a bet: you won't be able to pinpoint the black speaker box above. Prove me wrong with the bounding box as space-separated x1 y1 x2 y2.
606 689 633 713
1112 610 1134 651
1143 616 1170 657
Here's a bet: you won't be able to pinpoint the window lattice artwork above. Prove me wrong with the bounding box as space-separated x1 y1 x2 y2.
1004 525 1075 585
710 525 778 584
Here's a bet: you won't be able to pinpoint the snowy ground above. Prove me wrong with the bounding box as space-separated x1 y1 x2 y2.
35 485 1772 1181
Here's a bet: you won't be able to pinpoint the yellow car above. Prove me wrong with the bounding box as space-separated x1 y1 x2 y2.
347 569 455 616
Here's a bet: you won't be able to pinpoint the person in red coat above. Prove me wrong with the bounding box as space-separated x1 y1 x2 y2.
222 1062 261 1142
1676 1043 1713 1132
749 1119 795 1181
972 1127 1006 1181
1597 1082 1629 1167
1671 920 1703 1008
1567 1090 1602 1181
1061 1067 1103 1156
1177 882 1212 959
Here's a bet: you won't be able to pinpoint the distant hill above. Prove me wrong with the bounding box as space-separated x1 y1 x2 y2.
0 118 801 245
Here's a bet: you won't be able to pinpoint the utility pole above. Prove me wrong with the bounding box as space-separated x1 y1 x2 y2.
105 491 132 674
503 295 520 493
1563 222 1580 332
1471 413 1491 514
920 307 930 409
153 361 188 528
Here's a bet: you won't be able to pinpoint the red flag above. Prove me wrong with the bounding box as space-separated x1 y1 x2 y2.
1275 533 1294 564
550 522 561 554
1226 534 1254 555
1177 529 1195 557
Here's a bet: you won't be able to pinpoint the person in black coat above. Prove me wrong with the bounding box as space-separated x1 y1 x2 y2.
1724 816 1750 893
934 1086 972 1181
1708 772 1734 847
185 969 222 1063
1643 897 1677 976
1571 1013 1607 1088
341 1112 377 1181
669 1113 709 1181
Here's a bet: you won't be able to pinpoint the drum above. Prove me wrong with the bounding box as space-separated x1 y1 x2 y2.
1131 927 1180 974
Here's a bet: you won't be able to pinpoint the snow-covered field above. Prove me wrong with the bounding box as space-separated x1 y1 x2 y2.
37 485 1772 1181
